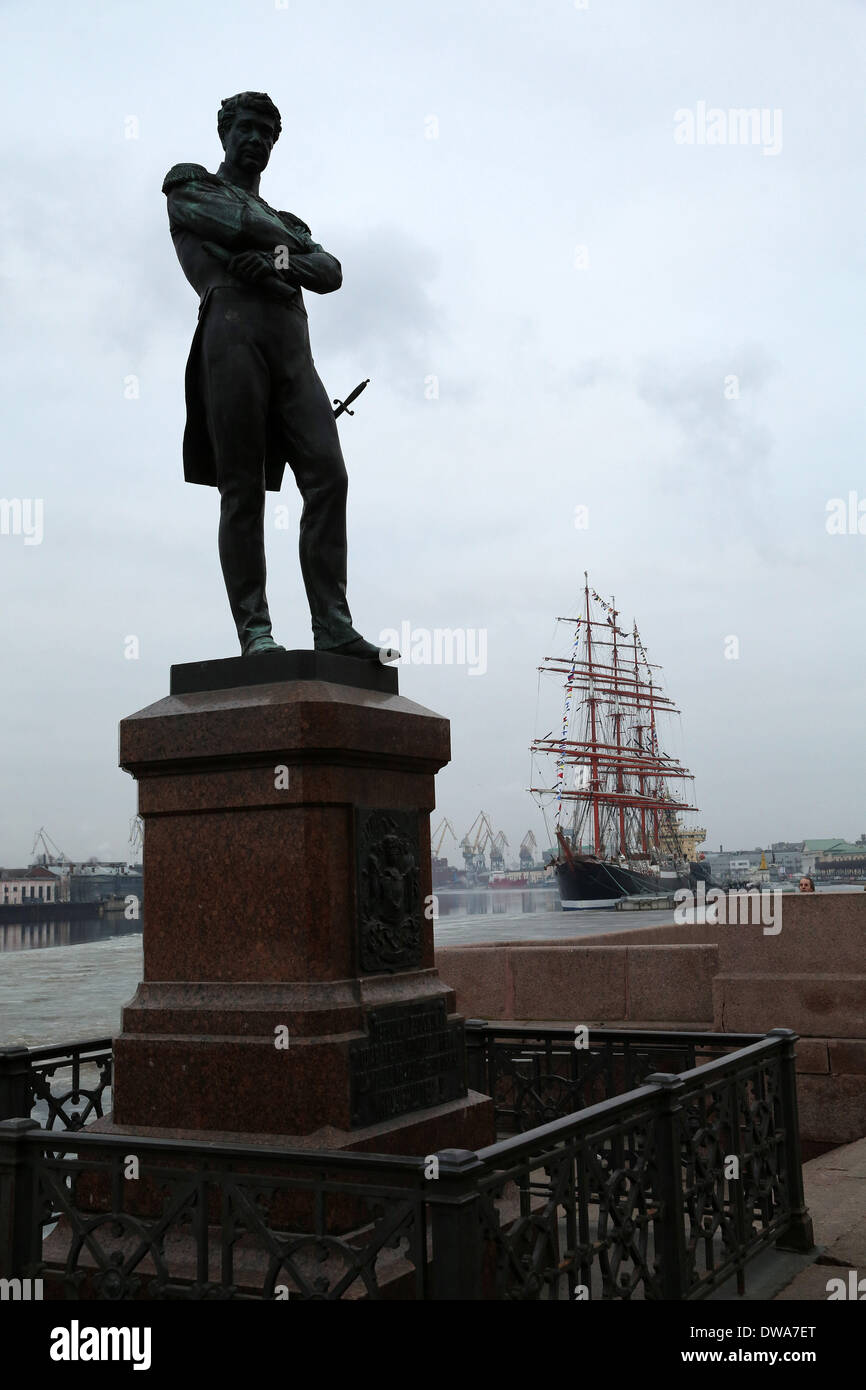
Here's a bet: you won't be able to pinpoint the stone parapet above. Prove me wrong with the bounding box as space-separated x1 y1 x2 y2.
435 893 866 1150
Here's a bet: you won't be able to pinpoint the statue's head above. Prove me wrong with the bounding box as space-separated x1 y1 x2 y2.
218 92 281 174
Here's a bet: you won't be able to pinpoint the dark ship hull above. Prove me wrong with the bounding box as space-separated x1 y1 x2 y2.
556 857 712 910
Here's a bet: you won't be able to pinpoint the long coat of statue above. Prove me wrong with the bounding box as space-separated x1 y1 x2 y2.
163 162 342 493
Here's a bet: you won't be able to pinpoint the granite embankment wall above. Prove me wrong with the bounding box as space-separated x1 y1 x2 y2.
436 893 866 1153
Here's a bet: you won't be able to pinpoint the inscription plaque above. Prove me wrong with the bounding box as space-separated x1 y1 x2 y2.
355 807 423 974
349 999 466 1127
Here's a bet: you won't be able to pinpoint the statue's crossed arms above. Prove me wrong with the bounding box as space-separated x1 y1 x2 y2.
163 163 342 296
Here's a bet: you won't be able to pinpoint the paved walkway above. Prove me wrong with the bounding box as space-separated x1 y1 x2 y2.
774 1136 866 1299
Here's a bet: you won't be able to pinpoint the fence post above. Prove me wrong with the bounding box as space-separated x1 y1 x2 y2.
463 1020 488 1096
0 1118 41 1278
766 1029 815 1251
428 1148 485 1300
644 1073 689 1300
0 1048 33 1123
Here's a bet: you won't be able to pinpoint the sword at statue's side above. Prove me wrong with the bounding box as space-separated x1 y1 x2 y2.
332 379 370 419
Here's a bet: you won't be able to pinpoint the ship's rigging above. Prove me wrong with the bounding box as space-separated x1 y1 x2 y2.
530 575 699 872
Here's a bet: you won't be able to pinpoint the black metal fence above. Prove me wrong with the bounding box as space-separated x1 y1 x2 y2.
0 1039 113 1132
0 1026 813 1300
464 1022 766 1133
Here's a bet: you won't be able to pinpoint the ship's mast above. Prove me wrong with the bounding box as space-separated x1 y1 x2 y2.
646 651 659 849
530 578 698 864
611 597 626 855
584 573 601 855
632 624 648 853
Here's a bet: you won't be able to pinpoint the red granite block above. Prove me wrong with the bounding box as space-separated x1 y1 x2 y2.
113 676 492 1153
829 1040 866 1074
795 1038 830 1074
119 682 450 771
712 974 866 1037
626 944 717 1023
796 1074 866 1148
434 947 510 1018
113 1033 357 1132
141 805 356 982
510 946 628 1021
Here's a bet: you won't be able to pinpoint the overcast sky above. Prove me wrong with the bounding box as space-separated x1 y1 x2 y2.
1 0 864 867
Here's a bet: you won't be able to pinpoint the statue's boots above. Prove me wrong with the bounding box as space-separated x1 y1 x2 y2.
244 633 286 656
323 636 400 663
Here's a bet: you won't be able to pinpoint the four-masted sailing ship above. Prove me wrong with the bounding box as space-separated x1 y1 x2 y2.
530 576 710 909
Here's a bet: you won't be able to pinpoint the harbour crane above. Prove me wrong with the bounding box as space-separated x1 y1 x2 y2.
461 811 497 873
31 827 69 867
490 830 509 871
129 815 144 861
519 830 538 869
431 818 457 858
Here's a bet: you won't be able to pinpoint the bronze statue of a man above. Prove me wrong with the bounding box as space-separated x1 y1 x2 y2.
163 91 390 659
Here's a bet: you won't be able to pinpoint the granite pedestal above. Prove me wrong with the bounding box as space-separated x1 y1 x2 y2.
109 652 493 1158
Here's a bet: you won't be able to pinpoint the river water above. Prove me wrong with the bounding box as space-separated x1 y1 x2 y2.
0 886 856 1048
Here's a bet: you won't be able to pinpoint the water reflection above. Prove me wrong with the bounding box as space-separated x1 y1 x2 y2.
436 888 561 918
0 915 144 953
0 891 561 953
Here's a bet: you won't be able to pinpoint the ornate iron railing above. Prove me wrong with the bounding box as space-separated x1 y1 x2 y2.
463 1022 764 1133
469 1034 810 1300
0 1040 112 1131
0 1127 431 1300
0 1028 813 1300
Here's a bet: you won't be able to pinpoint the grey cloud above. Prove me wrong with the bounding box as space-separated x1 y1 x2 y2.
636 349 776 483
311 226 447 392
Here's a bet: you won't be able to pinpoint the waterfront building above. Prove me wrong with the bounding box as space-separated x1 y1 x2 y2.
702 849 764 882
702 847 796 883
802 839 851 877
814 843 866 882
0 866 60 904
770 842 805 873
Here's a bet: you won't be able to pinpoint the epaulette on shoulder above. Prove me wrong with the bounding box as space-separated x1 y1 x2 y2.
278 210 313 235
162 163 215 195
